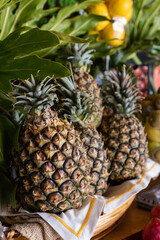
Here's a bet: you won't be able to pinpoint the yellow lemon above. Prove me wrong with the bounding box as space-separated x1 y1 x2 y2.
101 22 125 47
88 3 111 31
88 30 100 41
108 0 133 22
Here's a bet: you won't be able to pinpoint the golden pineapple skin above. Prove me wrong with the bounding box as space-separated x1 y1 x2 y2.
105 115 148 182
15 110 91 213
74 70 103 128
79 127 111 195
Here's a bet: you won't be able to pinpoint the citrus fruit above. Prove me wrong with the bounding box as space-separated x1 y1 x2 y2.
87 3 111 31
101 22 125 47
108 0 133 23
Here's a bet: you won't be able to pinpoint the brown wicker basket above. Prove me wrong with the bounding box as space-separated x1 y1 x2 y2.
92 195 135 239
4 196 135 240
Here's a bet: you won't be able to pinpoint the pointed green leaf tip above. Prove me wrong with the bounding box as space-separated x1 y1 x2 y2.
12 72 58 115
68 43 95 72
102 64 142 116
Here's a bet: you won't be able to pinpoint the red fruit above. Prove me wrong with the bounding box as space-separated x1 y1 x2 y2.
133 67 142 77
150 205 160 219
142 66 148 74
137 79 146 91
142 217 160 240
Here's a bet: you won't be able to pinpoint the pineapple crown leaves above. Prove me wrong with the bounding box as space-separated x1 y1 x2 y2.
102 65 143 116
67 43 95 72
11 72 57 116
54 70 93 127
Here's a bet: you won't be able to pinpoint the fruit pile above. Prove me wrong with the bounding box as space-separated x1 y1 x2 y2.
88 0 133 46
140 89 160 162
6 44 148 213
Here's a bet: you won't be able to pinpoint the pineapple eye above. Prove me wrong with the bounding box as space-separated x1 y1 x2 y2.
57 201 71 211
25 160 36 173
97 150 104 159
119 143 130 154
43 142 58 152
129 149 140 161
79 178 88 189
134 164 142 175
48 192 63 205
52 152 65 162
67 132 74 141
71 168 83 182
90 171 99 184
97 178 106 188
41 179 57 192
72 147 81 160
63 158 75 169
90 137 99 148
115 152 127 163
40 162 55 174
69 190 81 200
73 199 82 209
88 185 96 195
32 151 46 161
59 180 74 191
93 160 102 169
52 169 68 180
57 125 64 132
36 200 52 212
88 147 97 159
61 142 72 156
130 138 139 148
23 177 32 187
24 193 34 206
78 156 86 167
30 171 43 182
30 187 45 199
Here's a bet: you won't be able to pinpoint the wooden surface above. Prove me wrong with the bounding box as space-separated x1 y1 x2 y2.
98 176 160 240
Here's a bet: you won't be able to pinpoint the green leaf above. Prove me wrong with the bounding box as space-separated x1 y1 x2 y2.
41 0 101 31
0 114 17 165
68 14 112 36
6 0 46 34
0 0 22 11
0 92 13 112
0 55 70 93
0 28 60 58
52 31 89 43
0 5 16 40
0 170 15 211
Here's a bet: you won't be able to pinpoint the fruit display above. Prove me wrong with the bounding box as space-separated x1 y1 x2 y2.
140 89 160 162
68 43 103 128
54 74 110 195
11 74 92 213
88 0 133 47
100 65 148 182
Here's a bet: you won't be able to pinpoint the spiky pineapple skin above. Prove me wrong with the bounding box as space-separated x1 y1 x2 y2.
105 115 148 182
79 127 110 195
14 110 91 213
74 71 103 128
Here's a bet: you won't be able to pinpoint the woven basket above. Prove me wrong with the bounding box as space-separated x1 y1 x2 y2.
92 195 135 239
4 196 135 240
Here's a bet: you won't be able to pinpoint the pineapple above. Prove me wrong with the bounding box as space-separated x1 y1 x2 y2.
55 74 110 195
68 43 103 128
101 65 148 182
11 74 91 213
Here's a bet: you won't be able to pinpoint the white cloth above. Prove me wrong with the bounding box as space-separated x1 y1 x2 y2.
0 158 160 240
